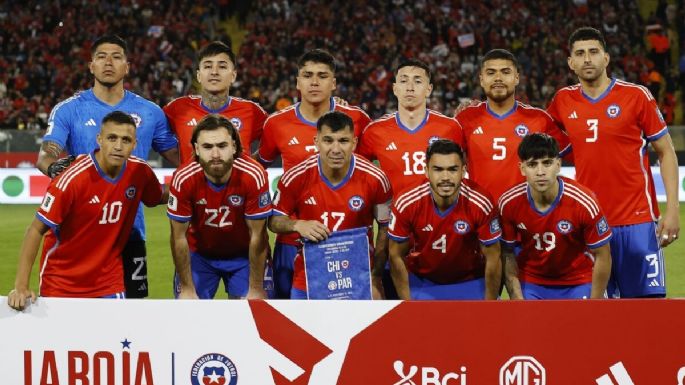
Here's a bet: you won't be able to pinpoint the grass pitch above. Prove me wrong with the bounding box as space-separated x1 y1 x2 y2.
1 204 684 298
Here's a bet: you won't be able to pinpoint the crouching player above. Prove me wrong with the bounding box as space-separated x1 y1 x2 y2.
388 139 502 300
8 111 165 309
498 133 612 299
168 115 272 299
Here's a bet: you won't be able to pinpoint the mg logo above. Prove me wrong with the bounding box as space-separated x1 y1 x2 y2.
393 360 467 385
678 366 685 385
499 356 545 385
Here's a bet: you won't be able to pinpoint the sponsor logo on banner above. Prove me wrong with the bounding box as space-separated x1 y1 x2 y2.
594 362 634 385
556 220 573 234
393 360 467 385
126 186 137 199
514 124 529 137
228 194 244 206
190 353 238 385
606 104 621 118
23 339 155 385
500 355 545 385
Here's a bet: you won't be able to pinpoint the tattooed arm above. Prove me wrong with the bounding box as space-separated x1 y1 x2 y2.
36 141 66 177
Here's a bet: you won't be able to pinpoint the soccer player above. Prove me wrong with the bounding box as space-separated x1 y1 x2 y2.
36 35 179 298
168 115 272 299
547 27 679 298
357 58 462 297
7 112 164 310
388 139 502 300
499 133 612 299
164 41 268 164
456 49 569 201
257 49 371 298
268 111 392 299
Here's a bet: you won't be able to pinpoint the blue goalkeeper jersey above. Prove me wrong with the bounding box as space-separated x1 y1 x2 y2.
44 88 178 240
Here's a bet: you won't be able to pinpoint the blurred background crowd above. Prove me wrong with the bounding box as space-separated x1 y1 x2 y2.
1 0 684 130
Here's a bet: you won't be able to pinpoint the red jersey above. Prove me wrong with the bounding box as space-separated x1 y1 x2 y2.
457 101 570 201
357 110 463 197
167 155 272 259
498 177 613 286
164 95 267 164
35 153 163 297
547 79 667 226
273 154 392 291
257 98 371 171
388 180 501 284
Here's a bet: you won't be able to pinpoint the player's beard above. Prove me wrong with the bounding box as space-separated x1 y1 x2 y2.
200 158 233 180
485 86 514 104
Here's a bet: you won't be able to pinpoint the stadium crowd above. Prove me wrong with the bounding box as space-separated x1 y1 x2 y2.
1 0 684 129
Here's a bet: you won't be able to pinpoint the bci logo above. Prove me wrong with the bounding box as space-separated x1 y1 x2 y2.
393 360 467 385
499 356 545 385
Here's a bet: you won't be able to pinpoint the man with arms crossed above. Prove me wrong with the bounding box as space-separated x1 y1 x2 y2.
8 112 164 310
268 111 392 299
499 133 612 299
548 27 679 298
168 115 271 299
388 139 502 300
257 49 372 298
36 35 179 298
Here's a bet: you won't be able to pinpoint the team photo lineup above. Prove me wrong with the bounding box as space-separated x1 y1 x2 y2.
5 7 683 306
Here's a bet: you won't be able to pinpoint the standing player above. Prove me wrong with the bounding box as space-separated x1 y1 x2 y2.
168 115 271 299
357 59 462 296
268 111 392 299
257 49 372 298
36 35 179 298
388 139 501 300
499 133 612 299
8 112 164 310
547 27 679 298
164 41 268 164
456 49 569 201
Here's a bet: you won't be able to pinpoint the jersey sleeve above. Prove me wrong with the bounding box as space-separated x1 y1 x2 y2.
151 107 179 154
272 175 300 217
499 205 518 245
354 110 372 138
36 179 74 230
244 167 273 220
387 205 412 242
356 126 376 160
543 113 571 155
167 170 194 223
476 196 502 245
251 103 268 144
639 90 669 141
257 119 279 164
371 173 393 225
43 102 74 149
581 202 613 249
140 164 163 207
449 119 465 148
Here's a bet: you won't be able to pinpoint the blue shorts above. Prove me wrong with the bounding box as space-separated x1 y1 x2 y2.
291 287 307 300
521 282 593 299
409 274 485 300
174 253 249 299
273 242 298 299
607 222 666 298
101 292 126 299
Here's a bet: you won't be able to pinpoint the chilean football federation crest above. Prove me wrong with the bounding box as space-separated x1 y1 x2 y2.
606 104 621 118
129 113 142 127
514 124 529 137
428 136 440 145
125 186 137 199
230 117 243 131
190 353 238 385
228 195 244 206
556 220 573 234
348 195 365 212
454 220 471 234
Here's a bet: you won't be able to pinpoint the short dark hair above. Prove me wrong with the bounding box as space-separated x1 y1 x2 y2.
395 58 432 83
298 49 336 73
102 111 136 128
91 35 128 56
568 27 607 51
197 41 236 68
480 48 519 70
517 133 559 161
426 139 465 164
191 114 242 157
317 111 353 133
